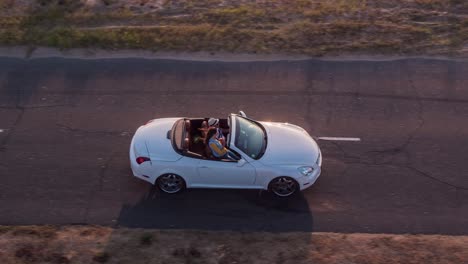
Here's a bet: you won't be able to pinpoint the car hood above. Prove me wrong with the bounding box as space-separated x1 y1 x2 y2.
258 122 320 166
133 118 182 162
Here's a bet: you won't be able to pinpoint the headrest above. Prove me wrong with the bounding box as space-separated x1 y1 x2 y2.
184 137 190 149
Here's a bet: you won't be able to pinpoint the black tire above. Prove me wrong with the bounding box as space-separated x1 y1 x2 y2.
156 173 186 194
268 176 299 197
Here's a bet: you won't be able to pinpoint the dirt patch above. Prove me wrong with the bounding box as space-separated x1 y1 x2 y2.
0 225 467 263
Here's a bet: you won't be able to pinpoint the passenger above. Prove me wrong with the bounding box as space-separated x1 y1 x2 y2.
206 128 237 160
198 120 210 139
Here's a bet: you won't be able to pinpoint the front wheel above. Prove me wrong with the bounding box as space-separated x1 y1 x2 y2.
268 177 299 197
157 174 185 194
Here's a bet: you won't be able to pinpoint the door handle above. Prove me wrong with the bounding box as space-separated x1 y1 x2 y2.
199 166 208 168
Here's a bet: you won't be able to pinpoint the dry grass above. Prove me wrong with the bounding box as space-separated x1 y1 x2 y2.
0 225 467 264
0 0 467 55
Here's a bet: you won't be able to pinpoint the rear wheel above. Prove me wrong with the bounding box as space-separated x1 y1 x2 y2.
157 174 185 194
269 177 298 197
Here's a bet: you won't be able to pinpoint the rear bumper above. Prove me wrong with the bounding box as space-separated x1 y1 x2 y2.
298 166 321 190
129 135 139 175
129 135 153 184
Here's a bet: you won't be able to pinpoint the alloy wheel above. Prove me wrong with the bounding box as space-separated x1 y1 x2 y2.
158 174 184 194
270 177 297 197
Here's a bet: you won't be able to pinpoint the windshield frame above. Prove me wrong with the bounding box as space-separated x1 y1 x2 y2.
233 115 267 160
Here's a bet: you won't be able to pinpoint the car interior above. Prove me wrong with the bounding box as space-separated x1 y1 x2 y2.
181 118 238 161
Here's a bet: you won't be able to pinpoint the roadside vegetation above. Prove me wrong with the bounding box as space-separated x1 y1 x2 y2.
0 225 467 263
0 0 467 55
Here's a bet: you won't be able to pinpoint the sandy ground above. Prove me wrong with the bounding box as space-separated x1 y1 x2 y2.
0 225 467 264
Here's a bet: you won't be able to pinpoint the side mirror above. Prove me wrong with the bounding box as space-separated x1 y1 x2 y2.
237 158 247 167
239 110 247 117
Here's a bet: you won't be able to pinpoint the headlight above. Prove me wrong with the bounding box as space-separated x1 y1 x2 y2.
298 166 314 176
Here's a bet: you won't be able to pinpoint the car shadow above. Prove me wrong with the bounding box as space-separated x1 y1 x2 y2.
117 186 314 232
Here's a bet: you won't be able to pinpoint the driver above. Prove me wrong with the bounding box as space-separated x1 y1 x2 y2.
206 128 237 160
208 118 226 142
199 117 227 144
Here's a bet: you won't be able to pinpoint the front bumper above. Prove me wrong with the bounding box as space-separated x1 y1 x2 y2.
298 166 321 190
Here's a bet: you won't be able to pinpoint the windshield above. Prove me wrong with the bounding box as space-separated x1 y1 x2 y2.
234 116 267 159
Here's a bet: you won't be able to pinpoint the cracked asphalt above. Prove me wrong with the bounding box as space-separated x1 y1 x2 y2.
0 57 467 234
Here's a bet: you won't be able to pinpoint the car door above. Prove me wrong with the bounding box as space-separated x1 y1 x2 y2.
194 159 257 188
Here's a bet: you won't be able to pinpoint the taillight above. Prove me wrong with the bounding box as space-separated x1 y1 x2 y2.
136 157 150 164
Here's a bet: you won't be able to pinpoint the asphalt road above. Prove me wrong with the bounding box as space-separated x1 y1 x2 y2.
0 57 467 234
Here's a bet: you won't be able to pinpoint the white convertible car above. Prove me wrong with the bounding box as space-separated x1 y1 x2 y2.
129 112 322 197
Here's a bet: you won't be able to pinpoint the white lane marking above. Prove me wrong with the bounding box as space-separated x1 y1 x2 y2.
0 129 5 133
317 137 361 142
